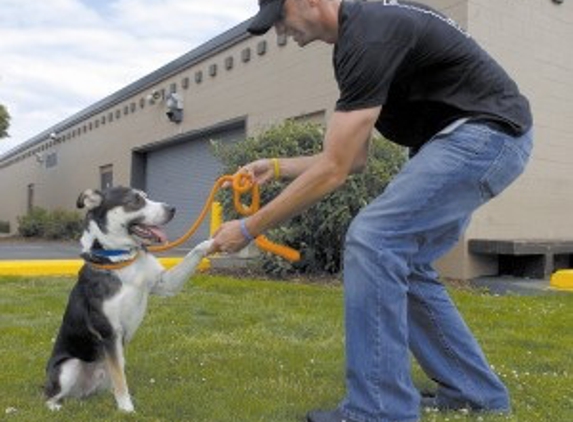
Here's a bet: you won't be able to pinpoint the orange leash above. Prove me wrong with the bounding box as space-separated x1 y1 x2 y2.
149 173 301 262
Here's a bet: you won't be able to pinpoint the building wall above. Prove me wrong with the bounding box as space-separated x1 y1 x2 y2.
437 0 573 279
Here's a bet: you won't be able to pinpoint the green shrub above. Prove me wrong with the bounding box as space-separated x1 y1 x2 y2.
17 207 82 240
17 207 49 238
212 120 406 276
0 220 10 233
44 208 84 239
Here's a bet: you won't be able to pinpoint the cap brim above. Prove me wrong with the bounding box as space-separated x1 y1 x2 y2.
247 0 285 35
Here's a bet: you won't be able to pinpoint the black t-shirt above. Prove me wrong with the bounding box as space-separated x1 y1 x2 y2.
333 0 532 148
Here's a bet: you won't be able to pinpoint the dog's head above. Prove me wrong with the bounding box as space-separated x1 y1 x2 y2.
77 186 175 251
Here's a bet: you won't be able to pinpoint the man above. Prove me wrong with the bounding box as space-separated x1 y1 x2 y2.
211 1 533 421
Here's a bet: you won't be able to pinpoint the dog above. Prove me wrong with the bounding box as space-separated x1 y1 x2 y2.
45 186 212 412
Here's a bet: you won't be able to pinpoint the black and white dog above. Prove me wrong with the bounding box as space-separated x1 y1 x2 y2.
45 186 212 412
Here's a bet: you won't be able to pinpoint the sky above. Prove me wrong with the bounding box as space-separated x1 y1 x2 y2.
0 0 258 156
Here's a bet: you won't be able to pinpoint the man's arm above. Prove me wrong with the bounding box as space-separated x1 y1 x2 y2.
211 105 381 253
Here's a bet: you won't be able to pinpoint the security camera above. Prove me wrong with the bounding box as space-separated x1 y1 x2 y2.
49 132 58 141
146 90 163 103
165 93 183 123
35 152 45 163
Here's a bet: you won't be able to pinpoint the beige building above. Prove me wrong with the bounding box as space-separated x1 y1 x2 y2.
0 0 571 280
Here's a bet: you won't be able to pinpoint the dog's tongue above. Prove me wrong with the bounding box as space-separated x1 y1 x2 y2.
147 226 168 244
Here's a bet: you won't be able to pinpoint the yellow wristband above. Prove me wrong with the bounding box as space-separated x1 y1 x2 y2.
271 158 281 180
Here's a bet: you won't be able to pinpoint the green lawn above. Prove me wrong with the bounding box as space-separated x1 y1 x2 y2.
0 275 571 422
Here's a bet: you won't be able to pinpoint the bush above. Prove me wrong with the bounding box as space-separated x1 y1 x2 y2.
212 120 406 276
44 209 84 240
18 207 82 240
17 207 49 238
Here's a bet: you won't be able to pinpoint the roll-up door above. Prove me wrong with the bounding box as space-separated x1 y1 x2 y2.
144 124 244 249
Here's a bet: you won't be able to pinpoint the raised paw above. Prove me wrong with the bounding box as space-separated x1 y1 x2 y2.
197 239 215 255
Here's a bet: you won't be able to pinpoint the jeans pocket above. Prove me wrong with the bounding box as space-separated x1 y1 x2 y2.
479 139 530 201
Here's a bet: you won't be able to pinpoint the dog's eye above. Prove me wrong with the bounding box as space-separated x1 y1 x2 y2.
132 194 146 206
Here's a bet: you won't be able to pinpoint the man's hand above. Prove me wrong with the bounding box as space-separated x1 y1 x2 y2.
243 159 276 185
224 159 275 188
211 219 251 254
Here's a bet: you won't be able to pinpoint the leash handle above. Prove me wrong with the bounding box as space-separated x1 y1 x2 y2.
232 173 260 216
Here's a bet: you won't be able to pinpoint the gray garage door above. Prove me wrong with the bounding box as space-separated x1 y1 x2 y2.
144 124 244 249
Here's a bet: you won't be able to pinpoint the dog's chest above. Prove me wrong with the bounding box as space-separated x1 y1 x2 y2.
102 266 158 342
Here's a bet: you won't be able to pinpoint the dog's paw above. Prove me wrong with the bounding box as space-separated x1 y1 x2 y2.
118 402 135 413
196 239 214 255
46 400 62 411
117 395 135 413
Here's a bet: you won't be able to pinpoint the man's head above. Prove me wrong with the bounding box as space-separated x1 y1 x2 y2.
248 0 340 46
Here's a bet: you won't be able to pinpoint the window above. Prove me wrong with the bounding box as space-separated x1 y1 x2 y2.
277 33 288 46
241 48 251 63
45 152 58 169
225 56 234 70
257 40 267 56
100 164 113 190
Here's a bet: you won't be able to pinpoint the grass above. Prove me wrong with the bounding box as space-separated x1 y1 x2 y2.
0 274 571 422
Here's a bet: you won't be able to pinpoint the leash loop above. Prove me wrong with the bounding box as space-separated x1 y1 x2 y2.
147 172 300 262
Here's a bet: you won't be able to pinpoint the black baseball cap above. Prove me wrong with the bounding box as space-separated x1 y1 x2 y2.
247 0 286 35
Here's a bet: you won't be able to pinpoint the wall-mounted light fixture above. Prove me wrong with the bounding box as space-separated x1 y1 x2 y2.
165 93 183 123
35 152 44 164
146 89 163 104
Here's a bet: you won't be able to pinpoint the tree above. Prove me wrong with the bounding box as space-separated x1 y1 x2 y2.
0 104 10 139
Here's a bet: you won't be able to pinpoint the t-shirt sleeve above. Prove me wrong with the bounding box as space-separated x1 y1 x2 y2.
335 16 416 111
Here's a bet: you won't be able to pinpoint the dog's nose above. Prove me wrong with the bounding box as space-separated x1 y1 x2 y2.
166 205 176 219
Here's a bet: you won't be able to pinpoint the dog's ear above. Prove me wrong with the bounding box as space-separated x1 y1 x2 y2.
77 189 103 210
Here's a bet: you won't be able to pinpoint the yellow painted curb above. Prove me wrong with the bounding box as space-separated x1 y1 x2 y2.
550 270 573 292
0 258 210 276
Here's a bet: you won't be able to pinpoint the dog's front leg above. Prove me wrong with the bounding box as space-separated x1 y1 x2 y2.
152 239 213 296
105 340 134 412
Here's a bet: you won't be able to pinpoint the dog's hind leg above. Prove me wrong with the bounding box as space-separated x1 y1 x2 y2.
104 340 134 412
45 359 82 411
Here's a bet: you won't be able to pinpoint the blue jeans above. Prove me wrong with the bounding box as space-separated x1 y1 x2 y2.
339 122 533 422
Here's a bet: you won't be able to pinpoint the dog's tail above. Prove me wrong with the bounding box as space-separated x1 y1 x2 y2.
44 354 67 398
44 369 61 399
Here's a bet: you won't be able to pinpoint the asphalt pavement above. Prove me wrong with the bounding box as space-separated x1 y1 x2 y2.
0 239 78 260
0 237 191 260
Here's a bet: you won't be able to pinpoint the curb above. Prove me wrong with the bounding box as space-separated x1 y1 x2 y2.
550 270 573 291
0 258 210 276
